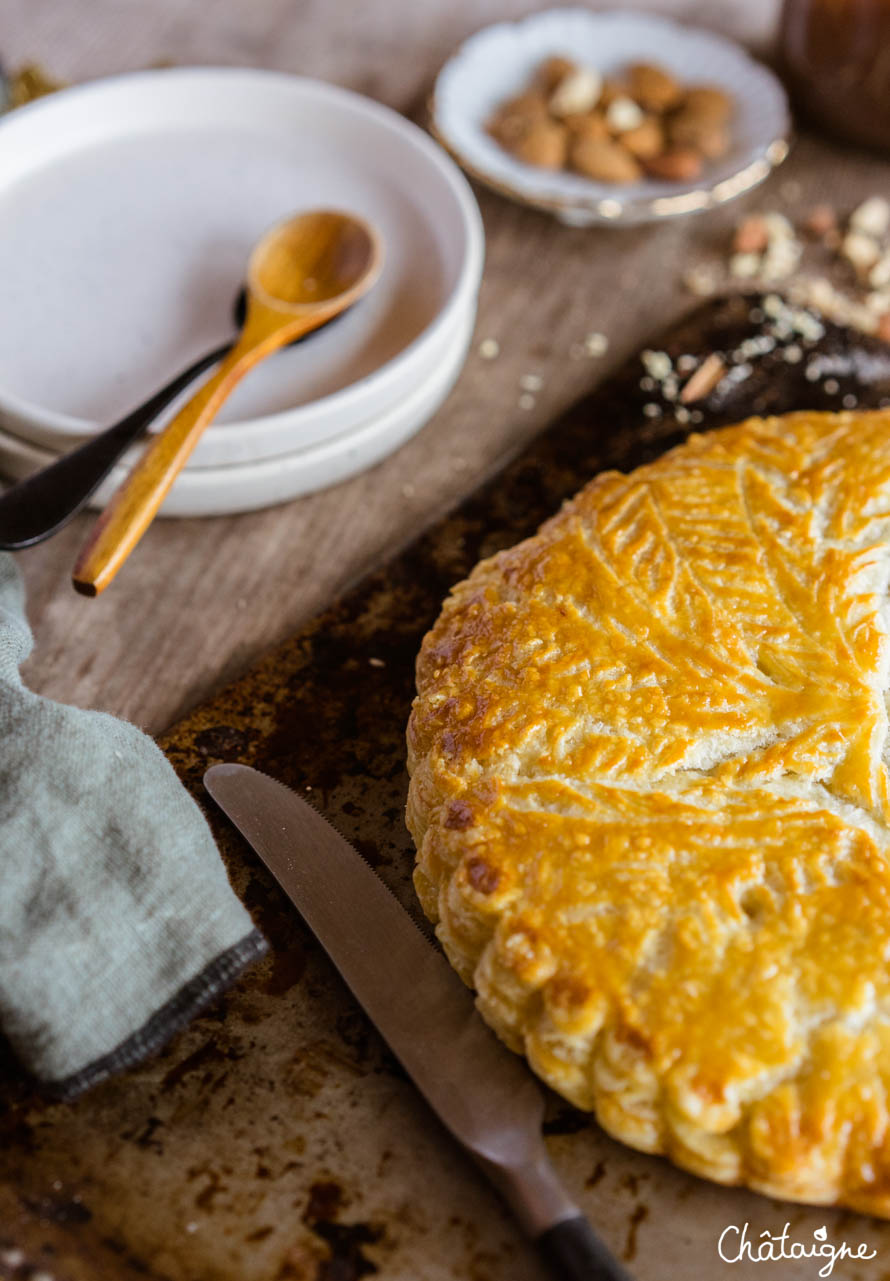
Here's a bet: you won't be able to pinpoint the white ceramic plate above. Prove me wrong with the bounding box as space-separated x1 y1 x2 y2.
0 299 475 517
0 68 484 463
432 8 790 227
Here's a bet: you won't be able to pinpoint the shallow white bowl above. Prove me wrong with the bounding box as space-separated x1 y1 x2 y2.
0 68 484 463
432 8 790 227
0 299 475 517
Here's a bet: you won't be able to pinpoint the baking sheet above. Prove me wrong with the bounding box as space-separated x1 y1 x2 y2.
3 293 890 1280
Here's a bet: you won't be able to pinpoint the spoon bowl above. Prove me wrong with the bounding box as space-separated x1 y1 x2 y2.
250 211 380 311
72 209 382 596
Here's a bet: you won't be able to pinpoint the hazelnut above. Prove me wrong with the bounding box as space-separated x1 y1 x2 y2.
605 95 645 133
549 65 602 117
678 85 733 123
645 147 703 181
621 116 664 160
570 136 642 183
627 62 683 113
513 118 569 169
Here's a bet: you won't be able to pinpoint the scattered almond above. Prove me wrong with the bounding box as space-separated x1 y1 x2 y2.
679 352 726 403
850 195 890 238
841 229 881 278
877 313 890 343
627 62 683 113
571 135 642 183
645 147 703 181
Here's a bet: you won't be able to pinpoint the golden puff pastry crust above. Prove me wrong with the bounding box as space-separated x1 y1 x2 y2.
407 409 890 1216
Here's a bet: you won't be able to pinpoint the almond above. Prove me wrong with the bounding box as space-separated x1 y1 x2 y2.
645 147 703 181
679 353 726 403
564 111 610 141
621 116 664 160
513 118 569 169
597 77 626 108
668 106 729 155
627 62 683 113
571 136 641 183
486 91 549 146
537 55 576 94
678 85 733 123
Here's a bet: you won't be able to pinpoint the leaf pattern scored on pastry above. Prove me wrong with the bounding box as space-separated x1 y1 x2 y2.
407 411 890 1215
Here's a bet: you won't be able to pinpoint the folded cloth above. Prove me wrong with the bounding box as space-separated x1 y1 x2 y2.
0 555 266 1098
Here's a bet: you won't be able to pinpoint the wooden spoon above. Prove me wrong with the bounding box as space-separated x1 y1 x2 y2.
72 209 382 597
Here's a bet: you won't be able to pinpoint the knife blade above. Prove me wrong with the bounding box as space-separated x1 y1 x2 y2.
204 762 632 1281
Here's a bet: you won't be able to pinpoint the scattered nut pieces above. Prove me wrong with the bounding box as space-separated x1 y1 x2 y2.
584 331 609 356
478 338 500 360
804 204 838 240
878 313 890 343
486 56 734 185
733 215 770 255
850 195 890 239
842 229 881 279
679 352 726 403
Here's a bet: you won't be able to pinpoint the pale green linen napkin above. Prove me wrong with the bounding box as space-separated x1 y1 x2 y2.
0 554 266 1097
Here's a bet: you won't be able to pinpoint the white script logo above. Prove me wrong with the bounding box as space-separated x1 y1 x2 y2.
718 1222 876 1277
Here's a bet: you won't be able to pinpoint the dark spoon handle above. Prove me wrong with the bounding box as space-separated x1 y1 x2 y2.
0 340 232 550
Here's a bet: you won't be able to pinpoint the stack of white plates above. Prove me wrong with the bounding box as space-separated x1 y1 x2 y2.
0 69 484 516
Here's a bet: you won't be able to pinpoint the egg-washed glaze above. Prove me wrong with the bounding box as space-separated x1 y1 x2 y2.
407 409 890 1215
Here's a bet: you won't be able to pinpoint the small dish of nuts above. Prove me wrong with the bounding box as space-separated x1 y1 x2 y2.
432 8 790 227
488 57 733 185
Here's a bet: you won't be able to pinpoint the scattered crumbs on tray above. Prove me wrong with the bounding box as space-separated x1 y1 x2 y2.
683 195 890 343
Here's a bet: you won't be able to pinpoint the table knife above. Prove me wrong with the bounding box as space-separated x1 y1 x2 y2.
204 763 632 1281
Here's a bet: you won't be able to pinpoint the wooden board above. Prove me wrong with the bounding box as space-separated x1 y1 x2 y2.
4 293 890 1281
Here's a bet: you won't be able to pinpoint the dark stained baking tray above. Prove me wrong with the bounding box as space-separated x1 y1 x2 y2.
4 293 890 1281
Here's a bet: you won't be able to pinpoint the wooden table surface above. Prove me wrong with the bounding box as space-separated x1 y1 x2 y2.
4 0 786 736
